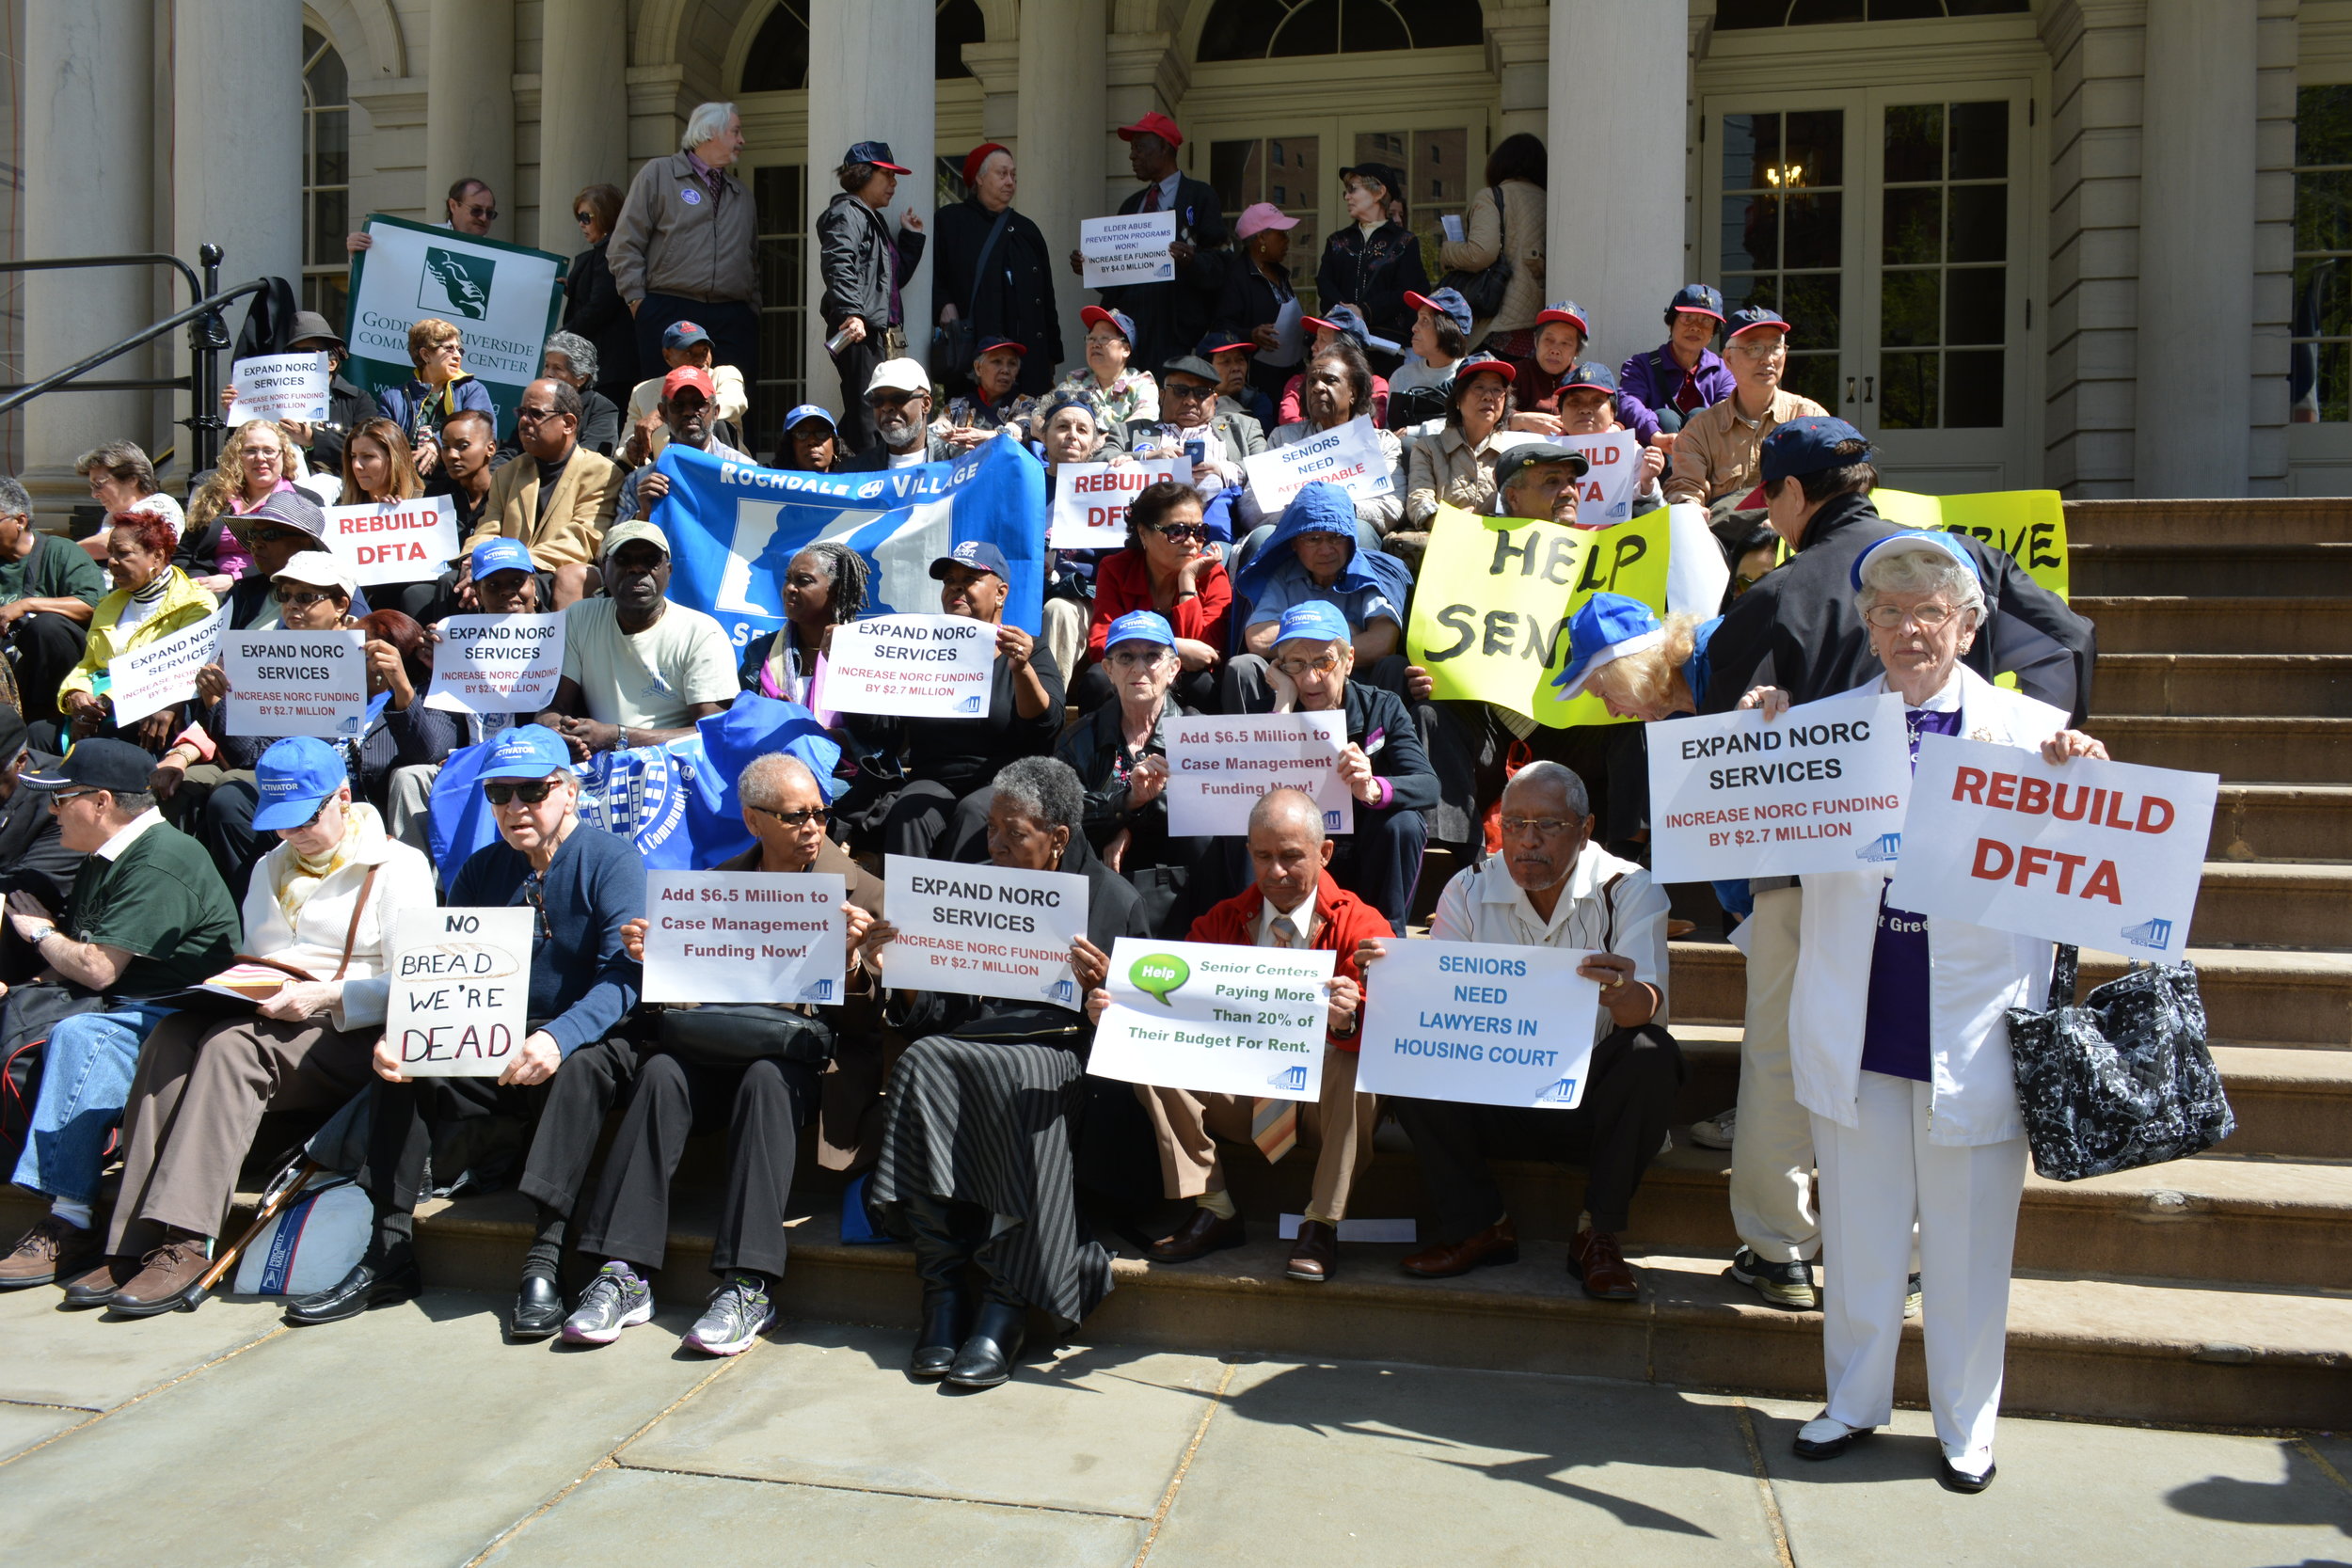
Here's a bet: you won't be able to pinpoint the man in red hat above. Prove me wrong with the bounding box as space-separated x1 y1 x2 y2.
1067 112 1228 381
934 144 1061 399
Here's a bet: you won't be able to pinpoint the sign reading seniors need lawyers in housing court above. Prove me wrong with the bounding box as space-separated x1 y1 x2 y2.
1888 736 2218 958
1162 712 1354 837
642 871 847 1006
387 906 532 1077
223 629 368 739
882 856 1089 1008
323 497 462 587
1646 690 1912 884
821 613 997 719
424 613 566 716
1080 212 1178 288
342 214 567 437
1088 937 1336 1101
1242 415 1394 515
1357 940 1604 1109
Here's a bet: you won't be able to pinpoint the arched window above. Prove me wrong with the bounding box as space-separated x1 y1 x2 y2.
1197 0 1481 62
1715 0 2027 25
741 0 986 90
301 27 350 327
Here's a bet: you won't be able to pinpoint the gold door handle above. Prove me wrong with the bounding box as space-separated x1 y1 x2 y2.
1845 376 1857 404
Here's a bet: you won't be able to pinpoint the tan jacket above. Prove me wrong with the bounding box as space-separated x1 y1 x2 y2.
1663 387 1830 508
608 152 760 308
1406 422 1509 525
467 447 626 569
1437 179 1547 338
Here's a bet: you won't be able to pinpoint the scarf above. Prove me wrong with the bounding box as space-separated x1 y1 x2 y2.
271 800 384 924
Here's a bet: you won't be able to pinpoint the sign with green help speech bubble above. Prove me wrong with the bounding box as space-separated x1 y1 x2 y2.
1088 937 1334 1101
1130 953 1190 1005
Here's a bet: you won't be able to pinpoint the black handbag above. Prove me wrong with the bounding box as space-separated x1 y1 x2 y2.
933 206 1012 380
0 982 108 1159
1438 184 1513 322
657 1003 836 1069
2002 944 2233 1181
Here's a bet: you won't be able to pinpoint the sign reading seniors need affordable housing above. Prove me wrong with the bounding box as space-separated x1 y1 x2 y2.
1646 690 1912 883
226 352 330 426
387 906 532 1077
1080 211 1178 288
1241 415 1393 515
1887 735 2218 957
1088 937 1336 1101
821 613 998 719
1356 940 1603 1109
323 496 461 586
1163 712 1354 837
342 214 568 436
642 871 847 1006
883 856 1089 1008
1046 455 1195 549
106 604 229 724
223 629 368 739
424 613 566 716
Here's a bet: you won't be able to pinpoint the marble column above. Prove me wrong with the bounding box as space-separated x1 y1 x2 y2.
1485 0 1550 145
426 0 516 241
175 0 306 290
538 0 629 252
1018 0 1107 384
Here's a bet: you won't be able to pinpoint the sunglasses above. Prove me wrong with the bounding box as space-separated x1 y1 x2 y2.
463 203 500 222
755 805 829 829
276 589 340 610
484 779 559 806
573 210 594 226
47 788 101 807
1149 522 1207 542
866 390 921 408
246 527 309 546
1164 381 1216 401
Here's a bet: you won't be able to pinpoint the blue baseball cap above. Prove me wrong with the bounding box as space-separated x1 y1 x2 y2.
1306 303 1371 344
1551 594 1668 700
1728 305 1790 341
1080 305 1136 343
252 736 349 832
1851 530 1985 593
470 536 534 580
1405 287 1473 337
784 404 837 433
844 140 912 174
1534 300 1590 336
479 723 575 784
1273 600 1352 647
930 538 1009 580
1669 284 1725 322
1104 610 1175 652
1453 352 1517 388
1560 361 1620 395
1759 415 1872 486
661 320 711 351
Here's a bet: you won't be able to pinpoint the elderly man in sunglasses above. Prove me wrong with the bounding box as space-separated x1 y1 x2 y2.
287 724 645 1336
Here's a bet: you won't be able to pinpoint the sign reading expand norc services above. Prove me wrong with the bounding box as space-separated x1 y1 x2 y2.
821 613 997 718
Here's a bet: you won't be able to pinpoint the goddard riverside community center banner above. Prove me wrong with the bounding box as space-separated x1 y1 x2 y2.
342 214 568 437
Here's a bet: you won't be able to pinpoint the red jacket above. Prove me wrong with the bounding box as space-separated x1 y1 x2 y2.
1187 870 1393 1053
1087 547 1232 659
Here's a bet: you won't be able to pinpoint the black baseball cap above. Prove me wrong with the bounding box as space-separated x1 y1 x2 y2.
1494 443 1591 490
20 738 156 795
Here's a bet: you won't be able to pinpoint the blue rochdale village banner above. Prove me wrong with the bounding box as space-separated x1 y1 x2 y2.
648 436 1050 646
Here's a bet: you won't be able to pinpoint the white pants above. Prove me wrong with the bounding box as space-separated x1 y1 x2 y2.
1729 883 1819 1261
1813 1070 2027 1459
1041 596 1089 697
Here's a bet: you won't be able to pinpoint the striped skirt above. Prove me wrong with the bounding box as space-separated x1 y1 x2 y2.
871 1035 1114 1328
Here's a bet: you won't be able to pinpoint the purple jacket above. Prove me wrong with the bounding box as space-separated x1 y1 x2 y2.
1618 342 1737 431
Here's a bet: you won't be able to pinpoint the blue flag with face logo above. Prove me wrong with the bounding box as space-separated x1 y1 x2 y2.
644 435 1047 654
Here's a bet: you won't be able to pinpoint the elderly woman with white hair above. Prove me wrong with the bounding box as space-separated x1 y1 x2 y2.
1739 531 2107 1496
538 331 623 456
608 100 760 390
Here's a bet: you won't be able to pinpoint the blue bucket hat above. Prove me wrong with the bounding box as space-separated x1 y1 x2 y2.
252 736 350 832
1760 415 1872 486
1104 610 1176 651
1551 594 1668 700
1668 283 1725 322
1850 530 1985 593
1274 600 1352 647
1405 287 1473 338
478 724 575 784
1560 361 1620 396
470 536 534 580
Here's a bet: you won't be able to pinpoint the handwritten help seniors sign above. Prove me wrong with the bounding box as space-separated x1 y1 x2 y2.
223 629 368 738
823 614 995 719
883 856 1089 1007
387 907 532 1077
1047 456 1194 549
1080 212 1178 288
324 496 461 585
425 613 566 715
1163 712 1354 837
1088 937 1335 1101
1646 691 1912 883
1357 941 1603 1109
106 605 229 724
1242 416 1393 515
227 352 330 425
1888 736 2217 957
643 871 846 1006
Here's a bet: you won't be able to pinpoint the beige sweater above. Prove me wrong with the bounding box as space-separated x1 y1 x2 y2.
1437 180 1548 339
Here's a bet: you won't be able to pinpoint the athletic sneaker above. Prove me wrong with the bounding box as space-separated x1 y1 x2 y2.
560 1261 654 1345
1904 1272 1923 1320
1728 1247 1819 1310
1689 1109 1736 1150
685 1275 776 1357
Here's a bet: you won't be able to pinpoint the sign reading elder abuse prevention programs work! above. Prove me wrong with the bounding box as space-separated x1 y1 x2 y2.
1887 736 2217 958
227 352 330 426
1080 211 1178 289
1356 940 1603 1109
822 613 998 720
223 629 368 739
106 604 229 725
1047 455 1195 550
1242 415 1395 515
882 855 1089 1008
1645 690 1913 883
425 613 566 716
324 496 462 587
387 907 532 1078
1088 937 1337 1101
642 871 846 1006
1163 712 1354 837
342 214 567 438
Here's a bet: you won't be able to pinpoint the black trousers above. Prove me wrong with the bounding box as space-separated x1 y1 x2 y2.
1390 1024 1684 1239
635 292 759 388
829 334 885 456
577 1052 818 1278
1527 721 1652 847
514 1034 641 1218
882 777 994 864
7 611 87 726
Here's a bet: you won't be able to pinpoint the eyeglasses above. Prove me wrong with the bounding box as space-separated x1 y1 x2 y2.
1164 382 1216 402
1731 570 1769 596
1149 522 1207 543
1105 647 1170 668
276 589 338 611
463 203 500 222
1729 339 1787 359
515 405 562 424
291 797 333 831
47 788 99 807
1499 816 1579 837
866 390 920 408
485 779 560 807
573 210 594 227
1865 601 1963 630
755 805 829 829
1272 653 1343 679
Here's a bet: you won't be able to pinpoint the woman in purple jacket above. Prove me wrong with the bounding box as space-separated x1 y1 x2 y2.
1617 284 1738 438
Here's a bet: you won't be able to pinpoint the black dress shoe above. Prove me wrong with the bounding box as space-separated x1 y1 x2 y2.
1938 1456 1996 1495
1144 1207 1245 1264
511 1274 566 1339
284 1253 422 1325
945 1300 1026 1388
1792 1422 1874 1461
910 1289 970 1379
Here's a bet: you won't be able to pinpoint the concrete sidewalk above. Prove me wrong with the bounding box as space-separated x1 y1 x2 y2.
1 1285 2345 1567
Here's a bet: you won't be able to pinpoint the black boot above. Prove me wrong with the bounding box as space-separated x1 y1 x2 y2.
900 1194 976 1379
946 1297 1026 1389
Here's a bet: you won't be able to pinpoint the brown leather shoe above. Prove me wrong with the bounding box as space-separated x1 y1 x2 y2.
0 1215 103 1290
1567 1228 1641 1301
1286 1219 1339 1282
111 1236 215 1318
1401 1218 1520 1278
1146 1207 1246 1264
60 1256 139 1310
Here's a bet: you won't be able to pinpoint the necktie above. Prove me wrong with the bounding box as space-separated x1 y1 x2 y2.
1143 183 1163 214
1250 912 1305 1163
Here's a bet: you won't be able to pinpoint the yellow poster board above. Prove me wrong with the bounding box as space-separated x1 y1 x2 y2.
1870 487 2070 600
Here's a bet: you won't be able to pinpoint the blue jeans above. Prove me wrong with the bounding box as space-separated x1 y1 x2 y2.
10 1002 175 1203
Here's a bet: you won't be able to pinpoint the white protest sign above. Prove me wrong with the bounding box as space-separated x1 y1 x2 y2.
643 871 847 1006
1563 430 1642 527
1081 211 1178 289
1242 416 1394 515
106 605 229 724
227 352 331 425
425 613 566 716
822 613 996 719
323 496 461 585
1164 712 1355 837
387 906 532 1077
1357 940 1603 1108
1087 937 1335 1101
1887 736 2218 958
1646 690 1912 884
1046 456 1196 549
343 214 566 437
223 629 368 739
882 855 1089 1007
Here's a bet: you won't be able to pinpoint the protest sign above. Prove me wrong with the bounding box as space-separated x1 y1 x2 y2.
1242 415 1394 515
342 214 567 436
1872 488 2070 600
324 496 461 585
1047 456 1195 549
223 629 368 739
1645 690 1913 883
1887 736 2217 957
424 612 565 716
1163 712 1354 836
1356 940 1603 1108
1406 503 1672 728
643 870 846 1006
882 855 1089 1007
387 906 532 1077
1081 212 1177 288
1561 431 1642 527
106 605 228 724
822 613 997 719
1087 937 1335 1101
227 352 330 425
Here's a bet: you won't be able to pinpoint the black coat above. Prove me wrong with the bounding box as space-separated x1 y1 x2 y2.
306 376 383 479
1232 680 1440 816
1214 260 1297 354
1098 175 1230 381
1316 221 1429 349
563 241 641 406
932 198 1062 395
818 192 927 331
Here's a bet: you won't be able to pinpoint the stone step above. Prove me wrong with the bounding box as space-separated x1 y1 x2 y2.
2211 784 2352 862
2064 497 2352 546
2188 861 2352 947
2093 714 2352 782
2094 654 2352 718
2070 543 2352 597
2075 597 2352 656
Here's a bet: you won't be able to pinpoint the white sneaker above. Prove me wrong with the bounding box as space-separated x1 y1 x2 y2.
1689 1108 1736 1150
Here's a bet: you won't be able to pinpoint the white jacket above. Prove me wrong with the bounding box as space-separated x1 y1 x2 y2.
236 803 440 1033
1788 666 2070 1147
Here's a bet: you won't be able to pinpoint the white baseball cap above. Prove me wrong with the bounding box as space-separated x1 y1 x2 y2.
866 357 931 398
272 550 357 596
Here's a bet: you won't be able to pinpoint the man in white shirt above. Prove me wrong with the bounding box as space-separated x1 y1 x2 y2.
1362 761 1680 1301
536 521 737 757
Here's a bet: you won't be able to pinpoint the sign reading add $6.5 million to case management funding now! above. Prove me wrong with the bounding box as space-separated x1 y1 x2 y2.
1087 938 1337 1101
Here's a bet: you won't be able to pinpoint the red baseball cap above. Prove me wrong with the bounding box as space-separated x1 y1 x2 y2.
662 365 718 402
1118 112 1184 150
962 142 1009 188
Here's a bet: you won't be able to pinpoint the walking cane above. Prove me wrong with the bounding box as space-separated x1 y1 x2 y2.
196 1157 326 1295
